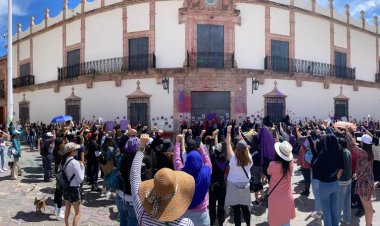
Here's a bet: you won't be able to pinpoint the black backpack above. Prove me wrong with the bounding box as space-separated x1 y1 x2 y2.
56 159 75 191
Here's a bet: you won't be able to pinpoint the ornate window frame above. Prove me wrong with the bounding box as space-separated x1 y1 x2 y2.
65 87 81 122
126 80 151 128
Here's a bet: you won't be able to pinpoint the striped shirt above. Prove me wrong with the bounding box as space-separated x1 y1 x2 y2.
131 151 194 226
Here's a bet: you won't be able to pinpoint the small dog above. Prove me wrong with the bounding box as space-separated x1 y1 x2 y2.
34 197 46 213
8 161 13 169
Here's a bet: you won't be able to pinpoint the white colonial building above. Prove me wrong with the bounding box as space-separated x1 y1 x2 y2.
8 0 380 131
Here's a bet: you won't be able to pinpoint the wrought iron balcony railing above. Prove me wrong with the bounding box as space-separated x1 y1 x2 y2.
265 56 356 80
376 73 380 83
13 75 35 88
187 52 235 69
58 54 156 80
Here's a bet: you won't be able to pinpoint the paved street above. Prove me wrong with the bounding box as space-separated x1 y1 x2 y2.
0 146 379 226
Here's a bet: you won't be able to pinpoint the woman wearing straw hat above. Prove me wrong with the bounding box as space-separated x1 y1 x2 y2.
267 140 295 226
130 134 195 226
225 125 253 226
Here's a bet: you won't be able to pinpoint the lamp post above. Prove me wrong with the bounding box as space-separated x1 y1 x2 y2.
7 0 13 125
252 78 259 93
162 77 169 94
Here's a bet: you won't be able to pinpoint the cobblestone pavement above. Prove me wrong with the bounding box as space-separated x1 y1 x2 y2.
0 146 379 226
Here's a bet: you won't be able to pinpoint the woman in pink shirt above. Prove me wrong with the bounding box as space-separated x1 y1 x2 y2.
173 131 212 226
268 141 295 226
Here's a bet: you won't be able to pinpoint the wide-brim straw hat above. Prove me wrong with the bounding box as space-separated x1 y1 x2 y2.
138 168 195 222
274 141 293 162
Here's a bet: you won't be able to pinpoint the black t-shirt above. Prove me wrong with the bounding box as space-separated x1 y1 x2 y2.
313 136 344 183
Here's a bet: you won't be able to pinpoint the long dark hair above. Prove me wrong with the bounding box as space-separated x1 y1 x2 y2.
274 151 291 178
362 143 374 162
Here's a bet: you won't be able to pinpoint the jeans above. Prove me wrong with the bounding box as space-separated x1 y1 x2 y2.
301 168 311 193
338 182 351 223
281 224 290 226
231 205 250 226
29 135 35 150
115 194 137 226
311 178 322 212
42 154 53 182
0 146 5 169
184 210 210 226
319 181 339 226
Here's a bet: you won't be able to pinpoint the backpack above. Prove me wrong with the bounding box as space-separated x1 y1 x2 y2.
103 154 124 191
56 159 75 191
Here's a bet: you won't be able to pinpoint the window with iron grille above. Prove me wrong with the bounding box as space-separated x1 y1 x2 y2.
265 97 286 123
67 49 81 78
197 24 224 68
20 63 30 77
271 40 289 72
334 100 348 119
334 51 347 79
128 38 149 70
128 98 149 127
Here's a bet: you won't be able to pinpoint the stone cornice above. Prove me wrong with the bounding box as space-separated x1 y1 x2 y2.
12 0 380 46
13 68 380 94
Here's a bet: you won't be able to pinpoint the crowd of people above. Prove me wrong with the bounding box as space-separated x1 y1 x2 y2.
3 115 380 226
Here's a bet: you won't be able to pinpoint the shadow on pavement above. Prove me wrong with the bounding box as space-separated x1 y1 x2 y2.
12 210 56 222
294 195 315 213
0 175 11 182
82 190 115 208
108 206 119 221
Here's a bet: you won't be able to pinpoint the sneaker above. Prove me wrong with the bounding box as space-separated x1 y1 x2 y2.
355 209 365 218
2 167 7 171
0 169 4 173
252 201 260 207
58 210 65 219
311 211 322 219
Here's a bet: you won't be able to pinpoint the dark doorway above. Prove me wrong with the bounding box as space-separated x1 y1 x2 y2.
271 40 289 72
197 24 224 68
191 91 230 121
66 105 81 123
130 102 148 126
19 106 29 126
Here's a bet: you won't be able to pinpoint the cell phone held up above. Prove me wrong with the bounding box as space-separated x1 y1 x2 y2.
195 136 202 149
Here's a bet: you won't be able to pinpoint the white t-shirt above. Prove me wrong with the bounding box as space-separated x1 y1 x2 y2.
227 153 253 183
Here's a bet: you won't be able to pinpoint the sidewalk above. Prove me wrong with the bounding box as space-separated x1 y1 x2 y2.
0 146 379 226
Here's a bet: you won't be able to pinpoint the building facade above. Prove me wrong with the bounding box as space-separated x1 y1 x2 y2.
0 56 7 124
9 0 380 131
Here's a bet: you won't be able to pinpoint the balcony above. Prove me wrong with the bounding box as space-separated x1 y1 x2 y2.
376 73 380 83
265 56 356 80
13 75 35 88
187 52 235 69
58 54 156 80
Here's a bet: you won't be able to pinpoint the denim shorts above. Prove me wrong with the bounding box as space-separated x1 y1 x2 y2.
63 186 81 203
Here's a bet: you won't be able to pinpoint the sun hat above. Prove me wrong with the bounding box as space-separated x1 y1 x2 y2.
46 132 53 137
274 140 293 161
357 134 372 145
64 142 81 154
138 168 195 222
125 136 140 153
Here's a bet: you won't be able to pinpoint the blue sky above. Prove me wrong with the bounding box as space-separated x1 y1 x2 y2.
0 0 379 57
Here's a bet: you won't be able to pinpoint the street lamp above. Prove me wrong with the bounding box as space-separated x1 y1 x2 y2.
252 78 259 93
162 77 169 94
